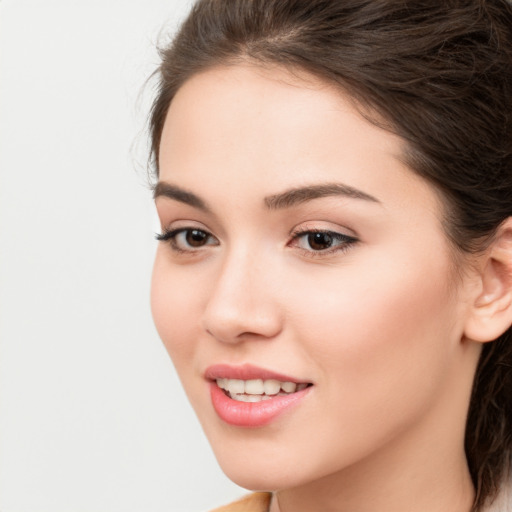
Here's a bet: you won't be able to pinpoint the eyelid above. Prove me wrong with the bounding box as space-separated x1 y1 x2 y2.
156 218 212 239
288 224 359 257
289 221 358 240
155 224 219 254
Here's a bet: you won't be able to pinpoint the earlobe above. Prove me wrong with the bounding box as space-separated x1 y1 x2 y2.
464 218 512 343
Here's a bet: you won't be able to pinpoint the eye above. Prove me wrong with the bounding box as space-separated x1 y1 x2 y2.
179 229 210 247
291 229 357 254
156 227 219 252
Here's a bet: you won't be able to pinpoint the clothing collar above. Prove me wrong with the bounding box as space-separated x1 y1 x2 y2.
482 477 512 512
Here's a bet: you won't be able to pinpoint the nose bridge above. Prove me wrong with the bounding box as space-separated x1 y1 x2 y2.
202 242 282 343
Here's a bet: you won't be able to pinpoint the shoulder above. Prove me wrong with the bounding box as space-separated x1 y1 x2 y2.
209 492 272 512
483 476 512 512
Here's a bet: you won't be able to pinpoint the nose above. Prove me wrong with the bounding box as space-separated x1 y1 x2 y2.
201 249 283 344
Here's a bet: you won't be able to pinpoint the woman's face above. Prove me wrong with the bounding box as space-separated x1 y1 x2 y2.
151 65 477 490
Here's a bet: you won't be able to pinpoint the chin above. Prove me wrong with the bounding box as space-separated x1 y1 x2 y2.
218 459 296 491
208 437 321 492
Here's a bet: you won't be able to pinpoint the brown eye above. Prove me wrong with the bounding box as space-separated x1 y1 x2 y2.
291 229 358 255
186 229 209 247
156 227 219 252
307 232 334 251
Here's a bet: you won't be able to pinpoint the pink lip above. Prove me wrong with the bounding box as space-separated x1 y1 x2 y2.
205 364 312 428
204 363 307 383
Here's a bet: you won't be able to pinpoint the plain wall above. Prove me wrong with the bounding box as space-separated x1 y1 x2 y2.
0 1 243 510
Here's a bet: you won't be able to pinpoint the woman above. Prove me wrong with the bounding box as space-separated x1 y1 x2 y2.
148 1 512 511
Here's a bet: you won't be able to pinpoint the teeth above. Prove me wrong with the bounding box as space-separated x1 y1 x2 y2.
245 379 264 395
281 382 297 393
263 379 281 395
231 393 273 402
216 378 308 398
229 379 245 394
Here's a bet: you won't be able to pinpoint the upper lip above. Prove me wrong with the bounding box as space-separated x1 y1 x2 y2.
204 363 310 383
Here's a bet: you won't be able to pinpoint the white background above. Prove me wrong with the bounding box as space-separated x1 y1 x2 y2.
0 1 243 510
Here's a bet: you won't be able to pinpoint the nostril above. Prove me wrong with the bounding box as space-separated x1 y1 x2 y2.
201 264 284 343
202 302 283 344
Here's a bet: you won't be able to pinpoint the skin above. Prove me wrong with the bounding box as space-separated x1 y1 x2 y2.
151 64 484 512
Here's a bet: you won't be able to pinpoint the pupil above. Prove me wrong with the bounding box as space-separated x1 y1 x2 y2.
308 232 332 250
186 229 207 247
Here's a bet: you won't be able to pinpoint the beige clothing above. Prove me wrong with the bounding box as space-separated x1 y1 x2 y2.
486 478 512 512
210 492 271 512
209 481 512 512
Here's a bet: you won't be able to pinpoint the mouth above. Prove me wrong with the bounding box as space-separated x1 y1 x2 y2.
205 364 313 427
215 378 311 402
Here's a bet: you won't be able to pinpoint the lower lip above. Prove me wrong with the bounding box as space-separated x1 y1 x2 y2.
209 382 311 427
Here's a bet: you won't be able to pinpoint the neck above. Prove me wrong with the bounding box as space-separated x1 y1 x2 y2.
269 385 475 512
269 339 481 512
270 452 474 512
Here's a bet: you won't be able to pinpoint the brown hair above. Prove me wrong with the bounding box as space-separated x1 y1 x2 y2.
148 1 512 509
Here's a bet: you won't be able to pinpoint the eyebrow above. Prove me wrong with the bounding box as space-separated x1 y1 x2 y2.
153 181 380 211
264 183 380 210
153 182 210 212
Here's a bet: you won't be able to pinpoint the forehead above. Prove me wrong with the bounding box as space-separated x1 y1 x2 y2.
161 64 394 151
158 64 442 220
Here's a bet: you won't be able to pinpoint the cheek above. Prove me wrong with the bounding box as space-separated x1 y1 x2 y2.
290 250 461 420
250 254 464 481
150 251 201 363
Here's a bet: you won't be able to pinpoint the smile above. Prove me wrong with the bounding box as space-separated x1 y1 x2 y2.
206 365 313 427
216 378 310 402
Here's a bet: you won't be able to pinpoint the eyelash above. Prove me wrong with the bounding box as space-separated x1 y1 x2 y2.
155 227 358 257
155 228 219 254
289 228 358 257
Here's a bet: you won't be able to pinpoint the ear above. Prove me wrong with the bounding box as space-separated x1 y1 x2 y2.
464 218 512 343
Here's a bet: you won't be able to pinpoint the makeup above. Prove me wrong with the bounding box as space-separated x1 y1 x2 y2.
206 364 312 427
